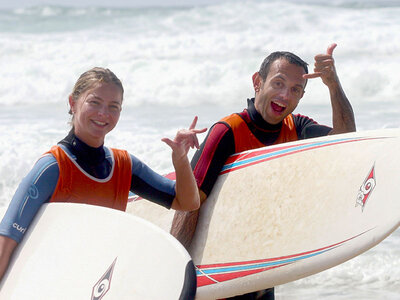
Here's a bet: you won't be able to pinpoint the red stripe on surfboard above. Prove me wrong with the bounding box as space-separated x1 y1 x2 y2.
220 138 378 175
197 228 373 270
197 263 290 287
224 143 305 165
164 172 176 180
225 136 383 166
197 275 217 287
197 243 331 270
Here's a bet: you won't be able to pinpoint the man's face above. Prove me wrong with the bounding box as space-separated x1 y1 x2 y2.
253 58 306 125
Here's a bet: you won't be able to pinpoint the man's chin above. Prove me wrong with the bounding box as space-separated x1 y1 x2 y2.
264 113 286 125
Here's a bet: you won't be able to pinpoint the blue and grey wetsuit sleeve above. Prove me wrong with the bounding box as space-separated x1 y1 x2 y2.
0 154 59 243
130 154 176 209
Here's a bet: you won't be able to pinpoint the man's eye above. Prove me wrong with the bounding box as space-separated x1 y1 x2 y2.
292 88 301 95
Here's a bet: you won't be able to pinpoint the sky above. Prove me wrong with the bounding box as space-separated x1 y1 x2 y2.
2 0 400 9
0 0 229 9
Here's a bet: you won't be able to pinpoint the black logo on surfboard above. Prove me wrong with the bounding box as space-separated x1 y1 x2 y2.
92 257 117 300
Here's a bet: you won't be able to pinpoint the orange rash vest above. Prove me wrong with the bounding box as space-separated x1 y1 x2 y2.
220 112 298 153
48 145 132 211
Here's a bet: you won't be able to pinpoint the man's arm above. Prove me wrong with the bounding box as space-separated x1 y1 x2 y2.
170 123 235 250
170 190 207 249
304 43 356 135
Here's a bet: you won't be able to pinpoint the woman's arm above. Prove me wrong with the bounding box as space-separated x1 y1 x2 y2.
162 117 207 211
0 154 59 281
0 236 17 281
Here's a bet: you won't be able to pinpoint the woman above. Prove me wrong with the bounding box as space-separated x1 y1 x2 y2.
0 67 206 280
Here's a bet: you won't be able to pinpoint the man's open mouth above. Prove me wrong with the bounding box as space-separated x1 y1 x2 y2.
271 101 286 113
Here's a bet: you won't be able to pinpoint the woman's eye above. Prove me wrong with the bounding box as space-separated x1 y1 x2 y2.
89 100 100 105
109 105 120 112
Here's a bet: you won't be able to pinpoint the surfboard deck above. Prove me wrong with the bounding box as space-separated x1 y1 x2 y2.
0 203 196 300
127 128 400 299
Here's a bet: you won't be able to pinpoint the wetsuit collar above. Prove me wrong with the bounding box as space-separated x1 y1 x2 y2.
247 98 282 131
59 130 105 165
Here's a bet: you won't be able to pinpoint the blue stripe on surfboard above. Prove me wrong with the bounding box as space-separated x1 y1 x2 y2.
221 137 363 172
196 245 338 276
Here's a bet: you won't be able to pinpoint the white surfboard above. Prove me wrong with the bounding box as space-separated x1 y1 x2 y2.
0 203 196 300
127 128 400 299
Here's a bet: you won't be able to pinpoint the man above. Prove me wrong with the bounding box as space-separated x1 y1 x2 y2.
171 44 356 299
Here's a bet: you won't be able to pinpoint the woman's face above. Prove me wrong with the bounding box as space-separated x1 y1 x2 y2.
69 82 123 147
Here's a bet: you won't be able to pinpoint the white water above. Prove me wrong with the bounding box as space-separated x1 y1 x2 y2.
0 0 399 298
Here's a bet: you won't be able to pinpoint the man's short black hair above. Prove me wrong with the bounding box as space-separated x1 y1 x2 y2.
258 51 308 80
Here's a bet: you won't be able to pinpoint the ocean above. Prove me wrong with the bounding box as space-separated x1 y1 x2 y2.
0 0 399 298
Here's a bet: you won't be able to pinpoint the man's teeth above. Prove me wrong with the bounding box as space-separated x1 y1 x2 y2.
273 101 286 108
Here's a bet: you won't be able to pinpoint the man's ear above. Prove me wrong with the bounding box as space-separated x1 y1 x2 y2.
252 72 262 93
